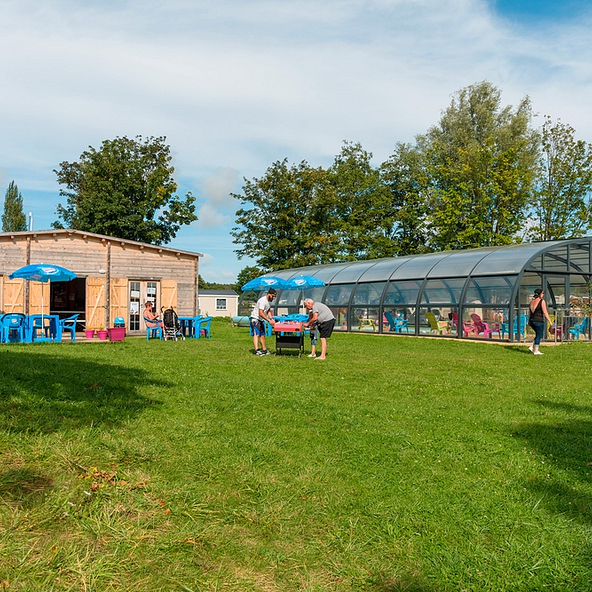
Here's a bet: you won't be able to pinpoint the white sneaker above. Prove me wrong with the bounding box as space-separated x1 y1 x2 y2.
534 351 543 355
308 353 316 358
528 345 534 352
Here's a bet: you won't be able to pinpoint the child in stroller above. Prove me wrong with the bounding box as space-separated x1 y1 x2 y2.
162 306 185 341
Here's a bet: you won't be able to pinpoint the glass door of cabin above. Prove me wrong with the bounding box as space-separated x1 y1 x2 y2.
129 281 159 331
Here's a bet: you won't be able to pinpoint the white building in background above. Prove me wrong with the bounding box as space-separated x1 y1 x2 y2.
198 289 239 318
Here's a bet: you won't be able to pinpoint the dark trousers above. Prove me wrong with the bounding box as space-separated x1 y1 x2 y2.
530 321 545 345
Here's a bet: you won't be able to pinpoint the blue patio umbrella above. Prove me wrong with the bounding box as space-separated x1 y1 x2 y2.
9 264 76 328
241 276 289 291
9 264 77 283
286 275 326 289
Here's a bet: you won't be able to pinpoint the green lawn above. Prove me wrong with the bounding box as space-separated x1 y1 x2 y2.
1 322 591 591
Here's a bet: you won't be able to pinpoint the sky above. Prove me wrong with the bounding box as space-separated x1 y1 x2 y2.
1 0 592 283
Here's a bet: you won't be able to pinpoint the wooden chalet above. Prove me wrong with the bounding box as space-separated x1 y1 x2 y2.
0 230 202 333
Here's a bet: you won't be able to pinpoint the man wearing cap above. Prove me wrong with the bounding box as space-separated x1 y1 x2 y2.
250 288 277 355
303 298 335 360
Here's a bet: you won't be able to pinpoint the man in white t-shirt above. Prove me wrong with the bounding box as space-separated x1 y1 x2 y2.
250 288 277 355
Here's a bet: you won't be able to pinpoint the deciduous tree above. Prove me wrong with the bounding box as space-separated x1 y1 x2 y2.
231 159 335 270
53 136 196 244
421 81 539 250
526 117 592 241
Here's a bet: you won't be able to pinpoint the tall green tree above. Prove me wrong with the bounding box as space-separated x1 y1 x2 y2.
231 159 336 270
526 117 592 241
234 266 264 292
328 142 396 260
53 136 196 245
2 181 27 232
421 81 539 251
380 143 431 256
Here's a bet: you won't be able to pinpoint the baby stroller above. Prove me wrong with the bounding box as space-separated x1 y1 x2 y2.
162 306 185 341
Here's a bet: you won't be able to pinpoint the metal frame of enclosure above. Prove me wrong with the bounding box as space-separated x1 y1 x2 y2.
241 238 592 342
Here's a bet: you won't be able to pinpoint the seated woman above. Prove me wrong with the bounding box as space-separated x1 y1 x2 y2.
143 301 164 330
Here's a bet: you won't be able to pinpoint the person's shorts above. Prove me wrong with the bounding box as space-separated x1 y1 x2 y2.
318 319 335 339
250 318 265 336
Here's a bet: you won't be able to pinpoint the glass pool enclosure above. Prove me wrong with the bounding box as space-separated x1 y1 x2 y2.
238 238 592 342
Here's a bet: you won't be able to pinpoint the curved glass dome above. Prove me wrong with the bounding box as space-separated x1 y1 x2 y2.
247 238 592 342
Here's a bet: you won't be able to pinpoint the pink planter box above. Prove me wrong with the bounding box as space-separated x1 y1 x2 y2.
107 327 125 341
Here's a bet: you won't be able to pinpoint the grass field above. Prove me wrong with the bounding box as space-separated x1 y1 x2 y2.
1 321 591 591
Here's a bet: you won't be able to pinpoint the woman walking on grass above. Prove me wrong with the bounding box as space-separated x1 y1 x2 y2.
528 288 552 355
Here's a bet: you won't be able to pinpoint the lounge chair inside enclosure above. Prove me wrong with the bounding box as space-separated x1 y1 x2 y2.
59 314 79 342
425 312 448 335
569 316 589 340
500 314 528 340
1 313 27 343
470 313 499 338
384 311 408 333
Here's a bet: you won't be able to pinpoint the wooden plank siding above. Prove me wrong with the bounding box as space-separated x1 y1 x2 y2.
0 230 201 332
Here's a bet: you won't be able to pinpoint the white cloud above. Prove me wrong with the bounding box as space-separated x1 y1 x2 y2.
2 0 592 281
197 204 231 229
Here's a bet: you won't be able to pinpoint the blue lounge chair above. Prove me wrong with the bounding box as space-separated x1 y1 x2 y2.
569 317 589 340
385 311 409 333
500 314 528 340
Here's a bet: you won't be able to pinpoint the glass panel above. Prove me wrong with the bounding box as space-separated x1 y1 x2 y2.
324 284 354 306
352 282 386 305
569 244 590 274
543 247 568 272
464 276 514 305
329 306 349 331
277 289 301 307
419 306 457 336
427 248 495 278
331 261 382 283
350 307 380 332
519 273 543 307
461 306 504 340
384 280 422 305
471 243 546 275
528 255 543 270
546 276 566 307
391 253 450 280
421 278 465 304
567 275 592 339
305 263 350 283
358 257 411 281
129 281 140 331
382 306 415 334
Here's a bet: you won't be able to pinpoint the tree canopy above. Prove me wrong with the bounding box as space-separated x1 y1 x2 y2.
527 116 592 241
53 136 197 245
232 81 592 270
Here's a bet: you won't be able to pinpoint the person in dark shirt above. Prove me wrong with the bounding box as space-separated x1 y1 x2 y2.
528 288 552 355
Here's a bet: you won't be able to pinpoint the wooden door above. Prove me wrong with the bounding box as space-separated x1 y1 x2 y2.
110 278 128 326
161 280 178 310
86 277 106 330
3 277 25 313
29 281 49 316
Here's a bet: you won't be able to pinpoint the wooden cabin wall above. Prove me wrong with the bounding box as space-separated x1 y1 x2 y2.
0 233 199 327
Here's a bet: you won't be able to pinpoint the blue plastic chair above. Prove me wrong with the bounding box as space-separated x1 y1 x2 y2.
569 316 589 340
59 314 79 342
1 313 27 343
500 314 528 340
196 316 212 339
385 311 408 333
